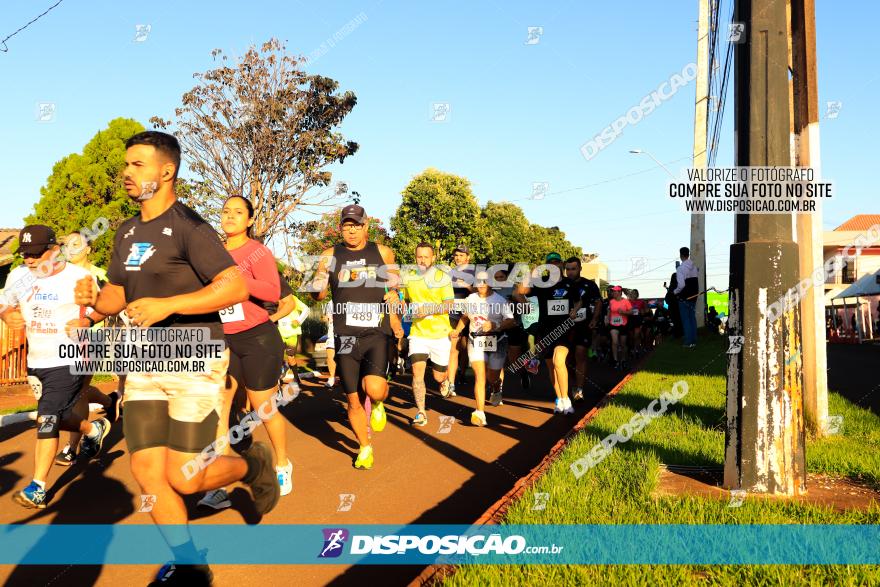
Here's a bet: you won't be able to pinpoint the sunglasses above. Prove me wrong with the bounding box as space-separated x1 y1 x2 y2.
21 251 46 259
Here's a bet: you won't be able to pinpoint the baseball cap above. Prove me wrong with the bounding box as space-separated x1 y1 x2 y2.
610 285 623 292
18 225 57 256
340 205 366 225
545 252 562 262
454 244 470 254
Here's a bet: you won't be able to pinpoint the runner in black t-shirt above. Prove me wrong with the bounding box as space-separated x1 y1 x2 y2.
565 257 601 402
446 243 474 395
514 252 581 416
74 131 278 585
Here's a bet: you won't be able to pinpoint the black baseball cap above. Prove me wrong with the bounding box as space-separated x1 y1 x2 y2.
18 225 57 256
340 205 366 225
454 244 470 254
546 252 562 262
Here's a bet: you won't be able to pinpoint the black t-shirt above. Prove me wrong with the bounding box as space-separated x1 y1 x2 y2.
107 201 235 338
531 276 579 332
450 265 475 316
263 274 294 316
572 277 601 329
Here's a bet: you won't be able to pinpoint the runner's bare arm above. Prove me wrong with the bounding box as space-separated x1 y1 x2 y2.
310 247 334 301
125 266 247 328
0 307 25 330
77 279 126 316
270 294 296 322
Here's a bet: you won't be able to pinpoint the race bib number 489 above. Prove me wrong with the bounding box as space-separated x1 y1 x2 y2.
548 299 569 316
346 310 380 328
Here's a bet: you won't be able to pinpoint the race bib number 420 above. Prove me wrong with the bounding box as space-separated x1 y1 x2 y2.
219 303 245 323
548 299 569 316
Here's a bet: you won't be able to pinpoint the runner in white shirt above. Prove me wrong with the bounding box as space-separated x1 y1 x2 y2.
2 225 110 509
449 271 515 426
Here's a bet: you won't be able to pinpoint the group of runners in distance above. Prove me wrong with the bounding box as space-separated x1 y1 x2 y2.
1 130 667 585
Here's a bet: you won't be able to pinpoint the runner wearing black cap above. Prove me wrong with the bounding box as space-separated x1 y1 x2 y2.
446 243 474 396
309 204 403 470
3 225 111 509
74 131 278 585
564 256 601 402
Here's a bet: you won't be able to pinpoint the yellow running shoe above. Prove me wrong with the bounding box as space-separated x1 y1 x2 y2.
370 401 387 432
354 445 373 470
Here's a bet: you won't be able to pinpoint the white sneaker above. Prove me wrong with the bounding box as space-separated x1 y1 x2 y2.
470 410 487 427
489 391 503 407
198 488 231 510
325 376 336 388
440 380 456 398
554 398 563 414
563 397 575 415
277 460 293 496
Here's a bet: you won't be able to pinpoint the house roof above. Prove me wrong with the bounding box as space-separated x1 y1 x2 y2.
0 228 20 267
834 215 880 232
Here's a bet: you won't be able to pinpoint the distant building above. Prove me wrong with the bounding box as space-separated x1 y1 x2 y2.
581 253 609 293
0 228 21 285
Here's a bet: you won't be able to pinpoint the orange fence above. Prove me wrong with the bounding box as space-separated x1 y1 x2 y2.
0 321 27 384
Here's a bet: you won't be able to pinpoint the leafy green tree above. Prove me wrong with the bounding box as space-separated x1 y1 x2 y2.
530 224 583 264
390 169 489 265
481 201 533 264
23 118 144 269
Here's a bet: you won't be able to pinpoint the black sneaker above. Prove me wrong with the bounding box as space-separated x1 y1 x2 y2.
520 371 531 390
241 442 280 515
149 561 213 586
55 444 76 466
79 418 110 460
105 391 121 422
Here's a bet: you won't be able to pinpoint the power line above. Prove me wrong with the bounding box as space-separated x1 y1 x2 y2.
0 0 64 53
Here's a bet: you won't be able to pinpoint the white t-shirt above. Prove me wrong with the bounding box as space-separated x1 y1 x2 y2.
3 263 95 368
463 292 514 335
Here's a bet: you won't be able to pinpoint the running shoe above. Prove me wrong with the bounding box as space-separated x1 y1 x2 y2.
277 460 293 496
197 489 231 510
412 412 428 427
520 370 531 390
573 388 584 402
489 391 504 407
55 444 76 466
79 418 110 460
13 481 47 509
440 380 456 398
354 445 374 470
149 561 213 586
553 398 563 414
241 442 280 515
526 358 540 374
324 376 336 388
105 390 121 422
470 410 487 427
588 348 597 359
562 397 575 415
370 401 387 432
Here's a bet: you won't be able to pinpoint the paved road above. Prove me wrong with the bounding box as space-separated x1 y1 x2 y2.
0 359 624 587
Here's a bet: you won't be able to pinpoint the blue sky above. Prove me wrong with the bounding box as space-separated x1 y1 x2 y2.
1 0 875 297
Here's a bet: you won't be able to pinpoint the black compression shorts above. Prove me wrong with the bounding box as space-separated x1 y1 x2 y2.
335 331 391 395
226 320 285 391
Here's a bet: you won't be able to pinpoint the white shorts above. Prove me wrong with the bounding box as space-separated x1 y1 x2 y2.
408 336 451 367
468 336 508 370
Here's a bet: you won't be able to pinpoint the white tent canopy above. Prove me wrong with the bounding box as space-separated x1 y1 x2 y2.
834 270 880 299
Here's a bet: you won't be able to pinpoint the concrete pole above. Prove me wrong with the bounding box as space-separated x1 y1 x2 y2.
691 0 710 328
724 0 807 496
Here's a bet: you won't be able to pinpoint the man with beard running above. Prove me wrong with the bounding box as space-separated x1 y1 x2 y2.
564 256 601 403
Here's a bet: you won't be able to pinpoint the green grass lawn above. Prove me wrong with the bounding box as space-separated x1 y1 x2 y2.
444 335 880 586
0 404 36 416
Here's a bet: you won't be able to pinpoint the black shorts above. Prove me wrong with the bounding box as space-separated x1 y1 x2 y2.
506 325 528 348
571 326 592 347
28 367 86 439
226 320 285 391
535 326 572 359
334 331 391 395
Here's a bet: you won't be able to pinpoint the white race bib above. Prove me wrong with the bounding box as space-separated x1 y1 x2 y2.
219 303 245 323
575 307 587 322
475 335 497 352
548 299 569 316
346 309 380 328
610 315 624 327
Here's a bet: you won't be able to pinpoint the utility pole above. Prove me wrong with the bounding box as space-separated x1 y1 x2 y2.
789 0 829 434
724 0 806 495
691 0 710 328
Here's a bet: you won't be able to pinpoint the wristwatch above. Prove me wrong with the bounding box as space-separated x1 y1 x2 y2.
84 315 96 327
